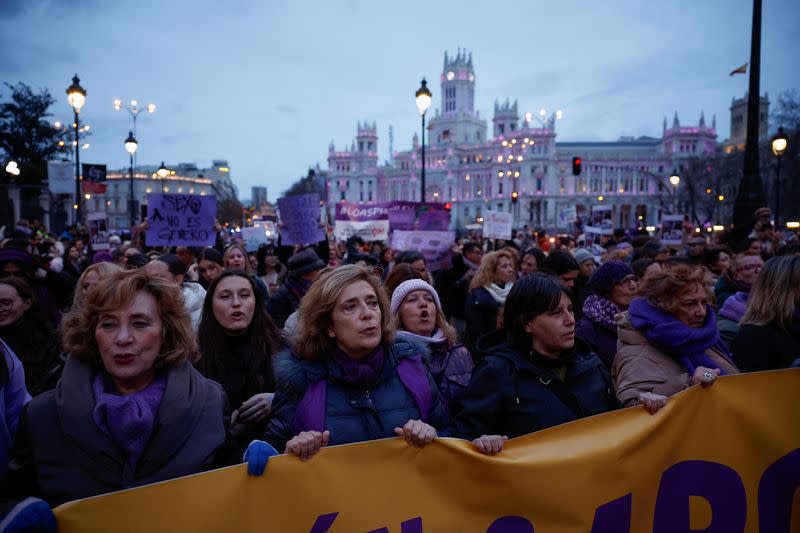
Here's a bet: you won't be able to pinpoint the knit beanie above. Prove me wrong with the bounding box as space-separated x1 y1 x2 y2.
589 260 634 297
573 249 594 265
390 279 442 315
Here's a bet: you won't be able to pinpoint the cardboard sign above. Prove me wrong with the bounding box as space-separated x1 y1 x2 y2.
482 210 513 240
660 214 685 245
277 194 325 246
390 230 455 271
47 160 74 194
87 213 110 250
146 194 216 247
559 206 578 227
586 205 613 235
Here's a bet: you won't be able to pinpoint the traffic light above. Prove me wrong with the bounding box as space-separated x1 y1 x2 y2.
444 202 452 211
511 191 519 203
572 157 582 176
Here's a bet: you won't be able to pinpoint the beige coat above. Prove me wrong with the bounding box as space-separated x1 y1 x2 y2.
612 311 739 407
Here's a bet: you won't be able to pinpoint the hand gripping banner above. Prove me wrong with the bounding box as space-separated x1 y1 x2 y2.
55 369 800 532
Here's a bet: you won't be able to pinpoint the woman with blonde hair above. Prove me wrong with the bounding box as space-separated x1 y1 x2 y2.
7 270 232 506
72 262 123 308
224 243 269 301
613 265 739 407
731 255 800 372
246 265 447 471
390 279 473 414
464 249 516 354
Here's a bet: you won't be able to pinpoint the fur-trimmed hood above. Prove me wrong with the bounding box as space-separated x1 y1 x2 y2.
273 338 426 395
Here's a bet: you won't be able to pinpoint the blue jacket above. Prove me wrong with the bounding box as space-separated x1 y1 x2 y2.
441 330 619 440
264 339 449 452
1 339 31 480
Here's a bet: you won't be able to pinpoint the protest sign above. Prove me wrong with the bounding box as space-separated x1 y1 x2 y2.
277 194 325 246
586 204 613 235
418 209 450 231
390 230 455 271
47 160 73 194
241 227 269 252
87 213 110 250
558 206 577 227
482 210 513 239
55 369 800 532
145 194 216 247
660 214 685 245
334 202 390 242
81 163 107 194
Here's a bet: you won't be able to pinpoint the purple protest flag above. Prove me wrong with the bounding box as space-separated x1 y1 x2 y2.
145 193 216 247
278 193 325 246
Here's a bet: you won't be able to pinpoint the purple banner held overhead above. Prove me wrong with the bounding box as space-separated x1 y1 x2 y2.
278 193 325 246
146 194 216 247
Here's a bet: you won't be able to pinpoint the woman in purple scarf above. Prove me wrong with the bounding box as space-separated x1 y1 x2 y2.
5 271 232 507
251 265 447 467
614 265 739 407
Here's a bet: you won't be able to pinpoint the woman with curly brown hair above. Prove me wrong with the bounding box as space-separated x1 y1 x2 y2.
248 265 447 468
6 270 232 507
613 265 739 407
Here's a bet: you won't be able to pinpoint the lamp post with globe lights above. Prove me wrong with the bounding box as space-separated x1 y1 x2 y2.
157 161 169 193
66 75 86 224
415 79 432 202
771 127 788 228
125 131 138 229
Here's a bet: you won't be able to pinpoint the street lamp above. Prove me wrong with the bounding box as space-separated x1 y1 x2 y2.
157 161 169 193
771 126 789 228
669 170 680 213
415 78 432 202
66 74 86 225
125 131 138 229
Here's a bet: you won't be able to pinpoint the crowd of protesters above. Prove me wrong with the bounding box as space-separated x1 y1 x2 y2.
0 205 798 525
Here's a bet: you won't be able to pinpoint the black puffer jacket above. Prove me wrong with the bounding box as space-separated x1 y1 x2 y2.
6 356 232 507
441 330 619 440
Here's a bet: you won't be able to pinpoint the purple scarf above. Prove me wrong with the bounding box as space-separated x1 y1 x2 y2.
330 345 385 388
92 372 167 469
583 294 623 331
628 298 733 376
718 291 748 323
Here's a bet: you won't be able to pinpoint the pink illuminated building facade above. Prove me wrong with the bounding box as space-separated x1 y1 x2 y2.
322 49 719 230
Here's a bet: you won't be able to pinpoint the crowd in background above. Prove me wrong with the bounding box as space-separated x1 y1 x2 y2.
0 204 798 524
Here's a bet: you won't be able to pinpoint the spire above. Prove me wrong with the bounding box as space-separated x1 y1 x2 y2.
443 50 448 68
468 52 473 65
712 114 717 130
663 116 667 134
329 140 334 152
672 112 680 130
699 111 706 129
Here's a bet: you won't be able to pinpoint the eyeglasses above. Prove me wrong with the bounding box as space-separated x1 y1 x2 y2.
620 275 637 286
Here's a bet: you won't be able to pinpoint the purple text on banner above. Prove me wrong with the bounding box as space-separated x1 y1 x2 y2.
335 202 390 221
278 193 325 246
145 194 216 247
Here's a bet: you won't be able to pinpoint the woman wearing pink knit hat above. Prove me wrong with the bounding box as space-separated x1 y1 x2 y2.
391 279 474 414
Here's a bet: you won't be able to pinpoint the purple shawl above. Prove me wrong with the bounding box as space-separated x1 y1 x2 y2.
583 294 623 331
718 291 748 323
330 345 385 389
92 372 167 469
628 298 733 376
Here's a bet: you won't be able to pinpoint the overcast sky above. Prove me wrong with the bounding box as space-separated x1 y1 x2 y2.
2 0 798 200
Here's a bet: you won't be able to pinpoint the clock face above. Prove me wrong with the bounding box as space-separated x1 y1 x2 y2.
446 71 455 81
468 73 475 82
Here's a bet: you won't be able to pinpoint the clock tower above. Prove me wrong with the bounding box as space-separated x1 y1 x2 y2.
428 48 487 148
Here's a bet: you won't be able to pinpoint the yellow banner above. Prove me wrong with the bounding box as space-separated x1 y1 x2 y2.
55 369 800 532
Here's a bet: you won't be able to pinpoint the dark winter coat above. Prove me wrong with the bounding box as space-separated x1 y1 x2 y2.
463 286 501 355
263 339 449 452
5 356 232 507
266 282 301 328
575 316 618 371
731 322 800 372
441 330 619 441
714 275 748 309
435 255 471 320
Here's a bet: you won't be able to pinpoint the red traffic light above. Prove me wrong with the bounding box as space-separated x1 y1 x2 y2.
572 157 583 176
444 202 452 210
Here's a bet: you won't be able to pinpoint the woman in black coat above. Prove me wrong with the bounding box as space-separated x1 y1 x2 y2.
463 250 516 354
731 255 800 372
6 270 232 507
442 274 665 455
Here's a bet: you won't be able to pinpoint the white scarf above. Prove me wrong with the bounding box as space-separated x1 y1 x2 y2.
484 282 512 304
396 329 447 345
